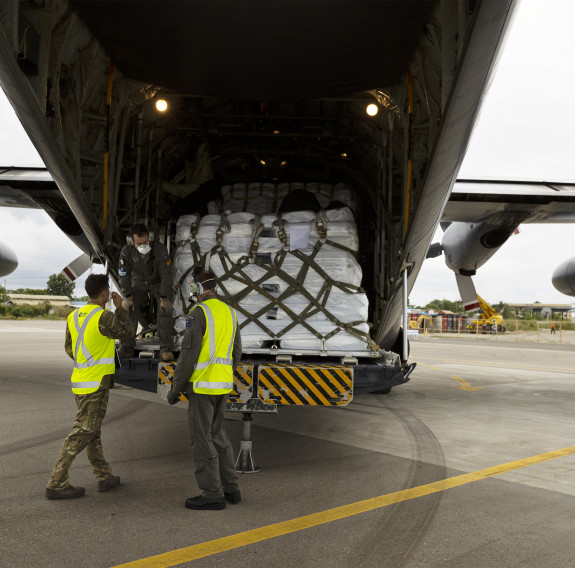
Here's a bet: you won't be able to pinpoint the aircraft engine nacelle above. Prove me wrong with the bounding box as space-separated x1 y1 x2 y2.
0 241 18 277
441 221 514 276
552 257 575 297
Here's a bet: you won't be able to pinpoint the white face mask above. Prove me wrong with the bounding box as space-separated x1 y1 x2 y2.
189 278 217 303
137 244 151 255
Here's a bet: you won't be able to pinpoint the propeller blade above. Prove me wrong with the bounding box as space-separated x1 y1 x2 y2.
455 274 480 311
61 253 92 283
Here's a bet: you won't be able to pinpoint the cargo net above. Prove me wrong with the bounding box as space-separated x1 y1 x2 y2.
173 186 378 354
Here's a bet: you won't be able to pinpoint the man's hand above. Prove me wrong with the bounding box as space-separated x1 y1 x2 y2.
160 297 173 314
111 291 123 309
122 297 133 311
167 389 179 405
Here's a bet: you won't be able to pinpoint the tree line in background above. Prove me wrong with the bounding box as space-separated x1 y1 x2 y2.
0 279 564 322
0 273 86 301
0 273 85 319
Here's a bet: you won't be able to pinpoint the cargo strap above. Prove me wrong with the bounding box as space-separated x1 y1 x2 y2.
215 212 231 250
248 214 264 260
212 246 378 351
175 217 199 248
174 222 203 339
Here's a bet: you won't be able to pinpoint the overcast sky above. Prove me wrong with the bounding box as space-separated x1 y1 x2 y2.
1 0 574 305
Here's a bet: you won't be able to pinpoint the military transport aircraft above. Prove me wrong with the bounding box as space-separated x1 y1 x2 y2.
0 0 519 354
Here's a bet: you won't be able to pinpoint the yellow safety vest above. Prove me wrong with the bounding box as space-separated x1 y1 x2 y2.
188 298 237 395
68 304 115 395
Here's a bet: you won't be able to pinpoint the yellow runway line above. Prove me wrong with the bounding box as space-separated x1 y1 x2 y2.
451 375 483 391
112 445 575 568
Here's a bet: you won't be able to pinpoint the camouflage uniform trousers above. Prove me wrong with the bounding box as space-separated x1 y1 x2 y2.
47 388 113 489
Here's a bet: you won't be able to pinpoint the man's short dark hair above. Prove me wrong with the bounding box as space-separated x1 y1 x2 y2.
130 223 149 239
194 269 217 292
85 274 109 299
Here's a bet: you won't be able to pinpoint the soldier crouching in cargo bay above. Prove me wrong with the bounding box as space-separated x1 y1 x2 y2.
167 269 242 510
45 274 134 499
117 223 175 360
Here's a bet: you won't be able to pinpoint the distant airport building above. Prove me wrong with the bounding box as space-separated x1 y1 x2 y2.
508 303 571 319
6 294 71 307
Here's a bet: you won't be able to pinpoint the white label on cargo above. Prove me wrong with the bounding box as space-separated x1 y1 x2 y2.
289 223 310 250
226 237 251 252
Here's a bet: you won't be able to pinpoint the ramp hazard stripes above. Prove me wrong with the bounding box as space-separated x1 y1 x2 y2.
257 363 353 406
228 364 254 403
158 361 352 407
157 362 254 404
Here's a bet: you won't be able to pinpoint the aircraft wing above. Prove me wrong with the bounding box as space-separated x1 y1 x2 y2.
0 167 53 209
0 167 95 257
443 180 575 223
429 179 575 304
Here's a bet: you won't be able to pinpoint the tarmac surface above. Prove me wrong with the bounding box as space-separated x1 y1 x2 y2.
2 320 575 567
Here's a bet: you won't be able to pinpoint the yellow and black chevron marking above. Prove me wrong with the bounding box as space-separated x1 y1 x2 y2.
158 362 175 387
258 363 353 406
158 362 253 403
228 364 254 403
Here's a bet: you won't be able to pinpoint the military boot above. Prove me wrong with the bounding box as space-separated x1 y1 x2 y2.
98 475 121 492
45 485 85 499
224 490 241 504
185 495 226 510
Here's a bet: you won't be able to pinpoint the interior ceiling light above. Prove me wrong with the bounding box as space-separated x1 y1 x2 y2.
155 99 168 112
273 130 280 135
366 103 378 116
280 160 287 167
260 160 267 167
340 152 348 159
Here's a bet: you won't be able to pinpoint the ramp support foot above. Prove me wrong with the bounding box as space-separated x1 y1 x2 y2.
235 413 260 474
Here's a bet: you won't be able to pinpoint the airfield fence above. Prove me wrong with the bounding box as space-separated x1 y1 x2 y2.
412 319 575 345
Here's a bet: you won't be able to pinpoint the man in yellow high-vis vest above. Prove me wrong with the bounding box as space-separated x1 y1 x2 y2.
168 269 242 510
45 274 134 499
